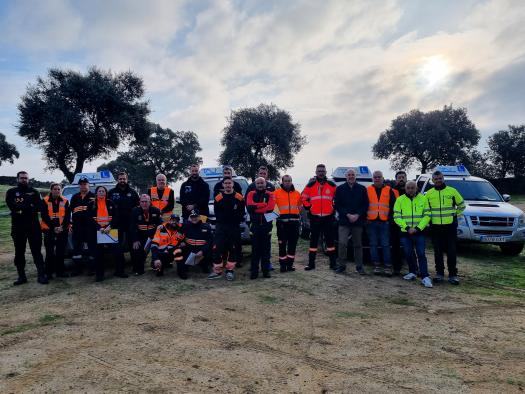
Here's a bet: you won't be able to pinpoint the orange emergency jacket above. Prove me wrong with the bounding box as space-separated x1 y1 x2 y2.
366 185 399 221
274 187 301 220
301 178 337 216
151 223 185 251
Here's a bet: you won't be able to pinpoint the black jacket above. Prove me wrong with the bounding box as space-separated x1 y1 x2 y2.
214 192 245 226
70 191 95 228
245 180 275 196
334 182 369 226
5 184 42 229
87 198 119 231
108 185 140 230
179 177 210 219
129 206 162 242
40 195 71 231
213 178 242 196
182 221 213 254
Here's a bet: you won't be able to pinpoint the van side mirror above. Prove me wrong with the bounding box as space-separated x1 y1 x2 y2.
502 194 511 202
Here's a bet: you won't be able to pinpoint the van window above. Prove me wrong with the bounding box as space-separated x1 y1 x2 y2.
417 177 427 192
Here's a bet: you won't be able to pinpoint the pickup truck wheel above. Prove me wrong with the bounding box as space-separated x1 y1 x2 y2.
499 242 524 256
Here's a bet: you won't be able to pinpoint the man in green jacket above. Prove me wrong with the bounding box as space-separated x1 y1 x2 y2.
425 171 465 285
393 181 432 288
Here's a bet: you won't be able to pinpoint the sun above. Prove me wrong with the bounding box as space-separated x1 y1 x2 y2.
417 55 450 90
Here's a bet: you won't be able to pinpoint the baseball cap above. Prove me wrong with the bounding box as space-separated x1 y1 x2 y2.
189 209 200 218
78 177 89 184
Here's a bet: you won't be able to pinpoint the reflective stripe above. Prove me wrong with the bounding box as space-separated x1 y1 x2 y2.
326 247 336 252
309 247 318 252
287 255 295 259
278 256 287 260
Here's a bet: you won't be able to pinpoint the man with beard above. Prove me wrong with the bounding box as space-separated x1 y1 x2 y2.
151 214 185 277
108 172 140 266
6 171 48 285
179 164 210 222
180 209 213 278
70 177 95 276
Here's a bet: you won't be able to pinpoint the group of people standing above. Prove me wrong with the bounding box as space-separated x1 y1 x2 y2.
6 163 465 287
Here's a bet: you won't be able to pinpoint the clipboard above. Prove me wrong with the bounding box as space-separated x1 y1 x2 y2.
264 212 279 222
97 229 119 244
185 252 204 266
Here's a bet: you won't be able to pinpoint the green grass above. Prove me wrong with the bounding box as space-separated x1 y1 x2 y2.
510 194 525 205
1 313 64 336
258 295 280 304
388 296 417 306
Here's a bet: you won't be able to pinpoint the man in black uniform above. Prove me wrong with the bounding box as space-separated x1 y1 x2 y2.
209 178 245 281
179 164 210 222
129 194 162 275
108 172 140 266
246 177 276 279
5 171 48 285
213 166 242 196
69 177 95 276
180 209 213 278
391 170 407 275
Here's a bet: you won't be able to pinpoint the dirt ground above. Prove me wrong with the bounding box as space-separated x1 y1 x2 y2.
1 239 524 394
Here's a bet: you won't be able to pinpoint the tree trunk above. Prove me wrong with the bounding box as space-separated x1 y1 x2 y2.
73 154 85 181
58 161 74 183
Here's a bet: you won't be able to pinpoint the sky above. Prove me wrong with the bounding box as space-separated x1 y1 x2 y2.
1 0 525 185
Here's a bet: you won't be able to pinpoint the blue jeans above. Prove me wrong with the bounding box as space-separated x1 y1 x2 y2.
400 233 429 278
367 221 391 267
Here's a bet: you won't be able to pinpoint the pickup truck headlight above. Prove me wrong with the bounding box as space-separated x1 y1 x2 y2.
518 214 525 226
457 215 467 226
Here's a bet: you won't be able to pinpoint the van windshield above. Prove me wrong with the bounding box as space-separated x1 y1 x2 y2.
441 180 502 202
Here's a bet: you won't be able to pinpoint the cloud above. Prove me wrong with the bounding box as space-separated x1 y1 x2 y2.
1 0 525 183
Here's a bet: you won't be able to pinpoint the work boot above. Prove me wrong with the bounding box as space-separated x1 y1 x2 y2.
250 272 258 280
355 265 366 275
262 270 271 278
335 266 346 274
305 263 315 271
287 263 296 272
114 272 129 278
37 275 49 285
95 275 104 282
329 258 337 270
384 267 393 277
56 272 70 278
13 275 28 286
280 262 287 273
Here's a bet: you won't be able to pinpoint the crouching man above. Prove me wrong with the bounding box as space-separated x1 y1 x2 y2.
180 209 213 279
150 214 185 277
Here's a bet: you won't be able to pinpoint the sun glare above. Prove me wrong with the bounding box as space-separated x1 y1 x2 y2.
417 56 450 90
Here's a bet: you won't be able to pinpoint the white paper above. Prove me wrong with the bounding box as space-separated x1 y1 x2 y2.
185 252 204 266
96 229 119 244
264 212 279 222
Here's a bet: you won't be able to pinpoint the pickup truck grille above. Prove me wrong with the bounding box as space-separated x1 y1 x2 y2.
473 229 513 236
469 216 515 227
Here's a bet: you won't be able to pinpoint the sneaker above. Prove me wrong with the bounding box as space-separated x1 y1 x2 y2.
403 272 417 281
208 272 222 280
434 274 445 283
448 276 460 285
269 263 275 271
225 271 235 281
384 267 393 277
422 276 433 288
355 266 366 275
373 266 382 275
287 265 296 272
304 265 315 271
335 266 346 274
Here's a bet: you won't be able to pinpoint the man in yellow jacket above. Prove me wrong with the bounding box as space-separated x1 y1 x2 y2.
393 181 432 288
425 170 465 285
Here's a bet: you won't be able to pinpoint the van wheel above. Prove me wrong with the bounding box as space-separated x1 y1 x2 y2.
499 242 524 256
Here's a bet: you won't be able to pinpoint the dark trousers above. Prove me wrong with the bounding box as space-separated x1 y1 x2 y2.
400 233 429 278
337 225 363 269
72 225 93 273
152 248 185 275
390 222 404 273
130 238 148 274
12 226 45 277
212 224 238 273
276 220 299 268
43 230 68 276
431 224 458 277
308 215 336 267
89 240 126 279
250 223 273 275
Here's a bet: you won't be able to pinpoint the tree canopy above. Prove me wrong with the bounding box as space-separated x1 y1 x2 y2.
372 105 480 173
0 132 19 166
218 103 306 181
18 67 150 182
485 125 525 178
98 123 201 191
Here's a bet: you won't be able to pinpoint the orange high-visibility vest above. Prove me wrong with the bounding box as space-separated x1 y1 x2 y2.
95 198 111 227
40 195 68 230
366 185 397 221
274 188 301 215
150 186 172 220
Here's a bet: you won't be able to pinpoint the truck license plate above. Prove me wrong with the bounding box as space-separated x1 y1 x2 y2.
480 236 508 243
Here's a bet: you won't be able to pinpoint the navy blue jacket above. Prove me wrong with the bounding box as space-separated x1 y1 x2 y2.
334 182 369 226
